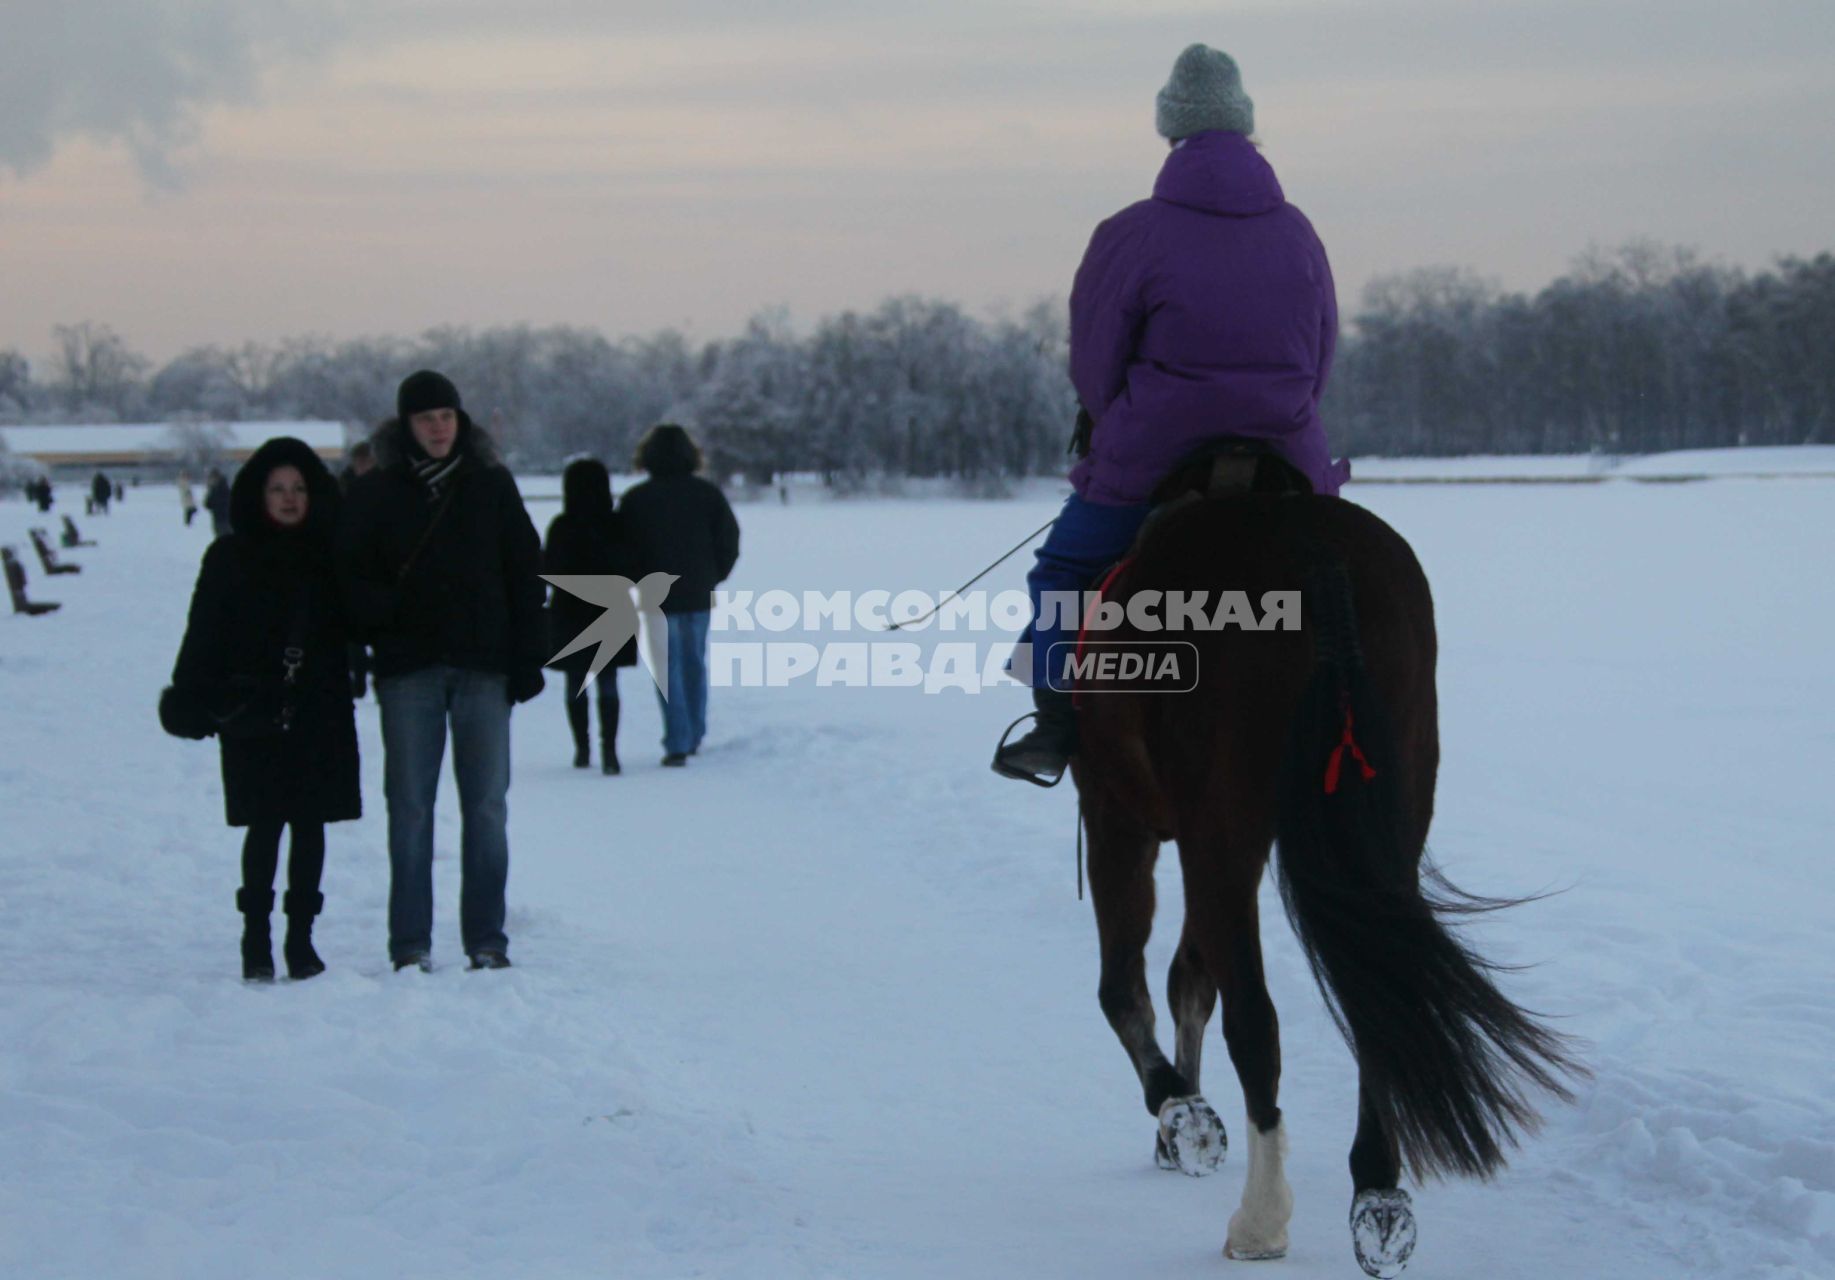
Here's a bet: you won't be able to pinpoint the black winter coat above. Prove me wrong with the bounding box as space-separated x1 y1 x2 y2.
337 420 546 680
617 473 740 614
170 439 361 828
544 510 639 673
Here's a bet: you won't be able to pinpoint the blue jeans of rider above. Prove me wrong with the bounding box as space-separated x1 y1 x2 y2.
657 610 711 757
377 665 512 963
1017 494 1153 691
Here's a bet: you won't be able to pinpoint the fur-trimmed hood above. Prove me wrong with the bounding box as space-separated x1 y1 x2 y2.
229 436 342 540
369 413 504 472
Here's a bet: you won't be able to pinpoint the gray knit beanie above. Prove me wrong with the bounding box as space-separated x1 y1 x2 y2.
1155 44 1254 140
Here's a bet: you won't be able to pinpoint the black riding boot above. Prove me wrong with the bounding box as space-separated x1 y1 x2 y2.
992 687 1078 785
283 889 326 980
237 887 276 982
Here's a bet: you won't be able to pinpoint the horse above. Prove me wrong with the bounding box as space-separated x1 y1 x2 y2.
1068 464 1580 1276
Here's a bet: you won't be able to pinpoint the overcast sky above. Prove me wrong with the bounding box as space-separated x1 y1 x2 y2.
2 0 1831 363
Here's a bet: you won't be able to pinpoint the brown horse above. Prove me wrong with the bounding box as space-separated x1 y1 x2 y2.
1071 483 1579 1276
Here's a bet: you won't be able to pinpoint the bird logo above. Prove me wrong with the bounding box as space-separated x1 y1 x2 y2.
542 572 679 697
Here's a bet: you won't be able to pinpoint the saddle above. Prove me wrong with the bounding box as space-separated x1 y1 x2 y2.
1133 440 1312 552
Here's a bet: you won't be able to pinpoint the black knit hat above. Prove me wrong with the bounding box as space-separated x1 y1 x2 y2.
397 369 462 422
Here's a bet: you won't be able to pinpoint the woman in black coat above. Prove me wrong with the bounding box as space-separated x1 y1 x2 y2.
544 457 638 774
162 437 360 981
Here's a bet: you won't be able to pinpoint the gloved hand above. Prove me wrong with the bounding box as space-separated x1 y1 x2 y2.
158 685 217 740
507 665 545 705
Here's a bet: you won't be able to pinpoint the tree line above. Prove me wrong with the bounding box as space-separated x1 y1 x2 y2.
2 241 1828 485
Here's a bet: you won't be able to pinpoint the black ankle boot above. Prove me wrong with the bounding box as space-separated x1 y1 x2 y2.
600 697 621 774
992 687 1078 786
237 887 276 982
282 889 326 980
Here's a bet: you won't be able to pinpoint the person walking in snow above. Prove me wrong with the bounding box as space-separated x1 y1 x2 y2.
338 371 546 972
204 468 233 538
544 456 639 774
178 471 198 526
617 425 739 767
161 437 361 981
993 43 1348 785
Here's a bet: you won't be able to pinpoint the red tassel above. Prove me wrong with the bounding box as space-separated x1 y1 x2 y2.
1323 703 1377 795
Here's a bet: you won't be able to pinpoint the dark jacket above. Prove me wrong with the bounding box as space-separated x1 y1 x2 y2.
204 475 233 525
617 473 740 614
337 417 546 680
544 458 638 672
169 438 361 828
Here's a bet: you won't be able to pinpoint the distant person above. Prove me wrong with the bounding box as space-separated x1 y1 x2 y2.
338 370 546 972
618 425 739 767
204 468 233 538
544 457 638 774
160 438 360 982
90 471 112 516
994 44 1346 785
114 479 125 502
337 440 379 697
338 440 377 490
177 472 198 526
32 476 54 513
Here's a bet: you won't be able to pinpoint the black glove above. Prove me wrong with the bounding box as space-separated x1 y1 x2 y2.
158 685 217 740
1069 406 1094 459
507 665 545 705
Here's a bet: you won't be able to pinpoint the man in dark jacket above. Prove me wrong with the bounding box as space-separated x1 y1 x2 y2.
618 425 739 766
339 370 546 971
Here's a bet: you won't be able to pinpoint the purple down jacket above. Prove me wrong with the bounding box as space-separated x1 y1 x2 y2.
1068 130 1346 504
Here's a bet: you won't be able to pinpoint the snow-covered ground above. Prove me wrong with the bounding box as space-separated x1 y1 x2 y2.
1348 444 1835 483
1 474 1830 1279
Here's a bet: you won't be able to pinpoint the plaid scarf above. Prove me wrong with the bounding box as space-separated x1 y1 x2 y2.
412 450 464 502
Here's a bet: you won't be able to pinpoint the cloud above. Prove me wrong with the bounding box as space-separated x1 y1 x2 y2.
0 0 348 187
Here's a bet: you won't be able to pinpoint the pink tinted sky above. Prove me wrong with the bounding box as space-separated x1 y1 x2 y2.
2 0 1831 363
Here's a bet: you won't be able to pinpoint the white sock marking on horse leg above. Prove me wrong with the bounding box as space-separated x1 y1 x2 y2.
1226 1117 1293 1260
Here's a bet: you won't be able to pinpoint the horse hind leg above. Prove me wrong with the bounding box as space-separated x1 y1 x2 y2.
1083 788 1209 1170
1202 888 1294 1261
1154 926 1228 1176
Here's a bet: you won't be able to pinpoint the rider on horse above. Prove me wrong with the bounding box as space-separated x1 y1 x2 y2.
994 43 1350 785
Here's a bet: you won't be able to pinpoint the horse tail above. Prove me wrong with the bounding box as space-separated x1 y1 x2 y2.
1272 557 1580 1181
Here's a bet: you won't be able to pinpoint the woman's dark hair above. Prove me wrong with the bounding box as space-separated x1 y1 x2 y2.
561 455 614 518
634 424 703 478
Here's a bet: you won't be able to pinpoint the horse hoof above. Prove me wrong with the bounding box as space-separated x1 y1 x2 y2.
1157 1095 1227 1176
1350 1188 1416 1278
1154 1131 1179 1171
1224 1242 1288 1262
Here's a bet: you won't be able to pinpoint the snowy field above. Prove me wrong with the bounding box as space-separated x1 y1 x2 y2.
2 474 1831 1279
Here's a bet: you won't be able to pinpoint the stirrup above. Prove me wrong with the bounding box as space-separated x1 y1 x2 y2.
991 712 1070 788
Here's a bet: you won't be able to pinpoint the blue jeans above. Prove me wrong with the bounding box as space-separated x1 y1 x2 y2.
376 665 512 962
657 610 711 757
1017 494 1153 690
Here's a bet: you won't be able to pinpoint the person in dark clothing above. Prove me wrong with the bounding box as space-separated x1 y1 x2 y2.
161 437 360 982
337 441 379 697
204 469 233 538
31 476 54 513
617 425 739 766
338 370 546 972
90 472 112 515
544 457 638 774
